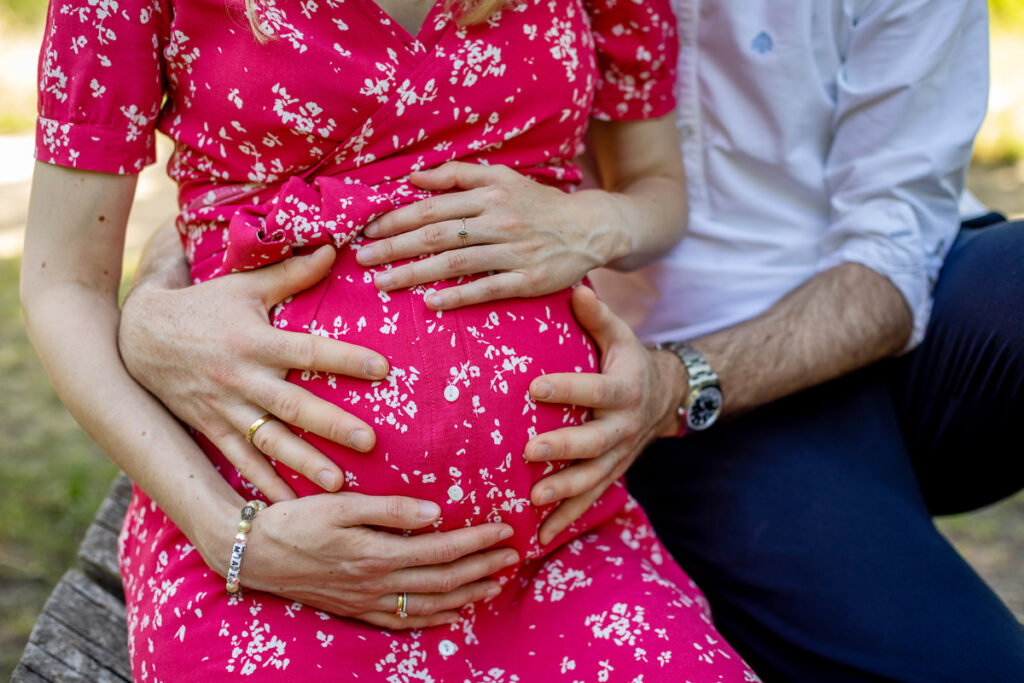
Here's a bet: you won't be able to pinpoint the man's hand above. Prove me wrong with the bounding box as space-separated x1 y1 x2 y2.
119 243 390 501
523 286 686 545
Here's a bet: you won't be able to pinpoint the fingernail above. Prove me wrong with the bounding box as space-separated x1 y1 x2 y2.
364 221 379 237
364 357 388 378
349 429 372 451
445 615 460 625
499 527 513 540
419 500 441 522
486 586 501 598
316 469 338 490
532 382 553 400
425 293 443 309
376 272 393 288
539 488 556 505
504 553 518 566
530 443 551 461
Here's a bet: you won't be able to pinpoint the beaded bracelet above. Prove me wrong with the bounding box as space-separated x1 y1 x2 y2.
225 499 267 595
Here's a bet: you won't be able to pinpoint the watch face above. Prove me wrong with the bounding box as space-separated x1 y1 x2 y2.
686 387 723 431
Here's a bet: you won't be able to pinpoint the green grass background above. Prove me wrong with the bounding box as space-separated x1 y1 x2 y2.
0 257 120 674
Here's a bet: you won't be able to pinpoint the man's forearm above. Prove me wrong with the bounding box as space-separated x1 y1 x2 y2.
684 262 913 419
131 221 190 290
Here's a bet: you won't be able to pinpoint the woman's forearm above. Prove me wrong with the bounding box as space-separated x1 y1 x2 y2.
572 174 686 272
21 163 243 571
587 115 687 271
23 281 243 569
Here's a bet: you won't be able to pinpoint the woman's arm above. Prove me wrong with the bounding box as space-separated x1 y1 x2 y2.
21 161 517 628
354 114 686 309
19 163 220 537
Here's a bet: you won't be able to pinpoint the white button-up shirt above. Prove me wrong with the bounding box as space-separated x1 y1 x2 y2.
592 0 990 350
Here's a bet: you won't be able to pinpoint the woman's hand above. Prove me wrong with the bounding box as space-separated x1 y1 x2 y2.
355 115 686 310
356 161 626 310
204 492 519 630
523 286 686 545
120 240 388 502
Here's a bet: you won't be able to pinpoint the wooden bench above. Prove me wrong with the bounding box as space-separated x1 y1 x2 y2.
12 474 133 683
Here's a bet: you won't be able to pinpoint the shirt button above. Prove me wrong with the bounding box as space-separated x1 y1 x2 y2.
448 484 464 501
444 385 460 402
678 123 694 140
438 639 458 657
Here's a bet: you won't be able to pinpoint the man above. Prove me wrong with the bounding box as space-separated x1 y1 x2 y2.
119 0 1024 678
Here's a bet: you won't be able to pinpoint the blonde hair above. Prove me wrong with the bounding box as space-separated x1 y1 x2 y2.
447 0 506 25
244 0 507 41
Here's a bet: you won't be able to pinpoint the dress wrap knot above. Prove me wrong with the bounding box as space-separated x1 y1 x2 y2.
220 175 397 275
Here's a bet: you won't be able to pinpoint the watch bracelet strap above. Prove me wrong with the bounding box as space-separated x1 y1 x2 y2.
674 343 718 391
656 341 721 434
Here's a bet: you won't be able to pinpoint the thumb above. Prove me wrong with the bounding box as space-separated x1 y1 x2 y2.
571 285 629 355
252 245 337 309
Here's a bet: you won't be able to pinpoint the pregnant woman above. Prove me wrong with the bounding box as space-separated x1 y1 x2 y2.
23 0 756 679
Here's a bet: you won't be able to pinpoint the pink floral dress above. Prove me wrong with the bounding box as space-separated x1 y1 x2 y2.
37 0 758 679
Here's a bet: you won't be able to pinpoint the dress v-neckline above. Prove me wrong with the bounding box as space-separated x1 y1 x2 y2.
359 0 444 47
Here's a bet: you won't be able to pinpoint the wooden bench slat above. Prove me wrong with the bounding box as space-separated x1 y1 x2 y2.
15 640 127 683
76 473 131 598
90 473 132 534
8 662 49 683
12 569 131 683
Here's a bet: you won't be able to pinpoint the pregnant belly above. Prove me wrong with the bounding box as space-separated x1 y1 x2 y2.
268 245 621 561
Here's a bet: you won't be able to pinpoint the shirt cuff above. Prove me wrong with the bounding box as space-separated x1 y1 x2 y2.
35 116 156 175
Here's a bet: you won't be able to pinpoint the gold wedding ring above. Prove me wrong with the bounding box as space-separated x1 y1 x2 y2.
458 217 469 248
245 413 274 444
395 592 409 619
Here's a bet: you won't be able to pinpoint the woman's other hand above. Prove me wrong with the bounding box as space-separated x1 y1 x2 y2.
119 237 388 502
356 116 685 310
202 492 519 629
356 161 620 309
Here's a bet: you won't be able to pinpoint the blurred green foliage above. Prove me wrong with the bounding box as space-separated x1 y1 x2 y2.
0 0 45 28
990 0 1024 33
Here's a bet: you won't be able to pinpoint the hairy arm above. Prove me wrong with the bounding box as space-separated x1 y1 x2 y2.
528 0 987 541
691 262 911 418
529 263 911 544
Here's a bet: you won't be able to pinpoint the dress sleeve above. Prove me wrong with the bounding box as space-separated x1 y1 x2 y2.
586 0 678 121
35 0 170 174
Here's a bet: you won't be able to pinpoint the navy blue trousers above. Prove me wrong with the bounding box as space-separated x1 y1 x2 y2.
627 218 1024 682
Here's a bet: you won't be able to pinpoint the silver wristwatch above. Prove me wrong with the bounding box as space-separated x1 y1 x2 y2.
658 342 723 432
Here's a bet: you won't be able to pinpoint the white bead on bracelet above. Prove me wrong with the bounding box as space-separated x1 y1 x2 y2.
225 499 267 595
